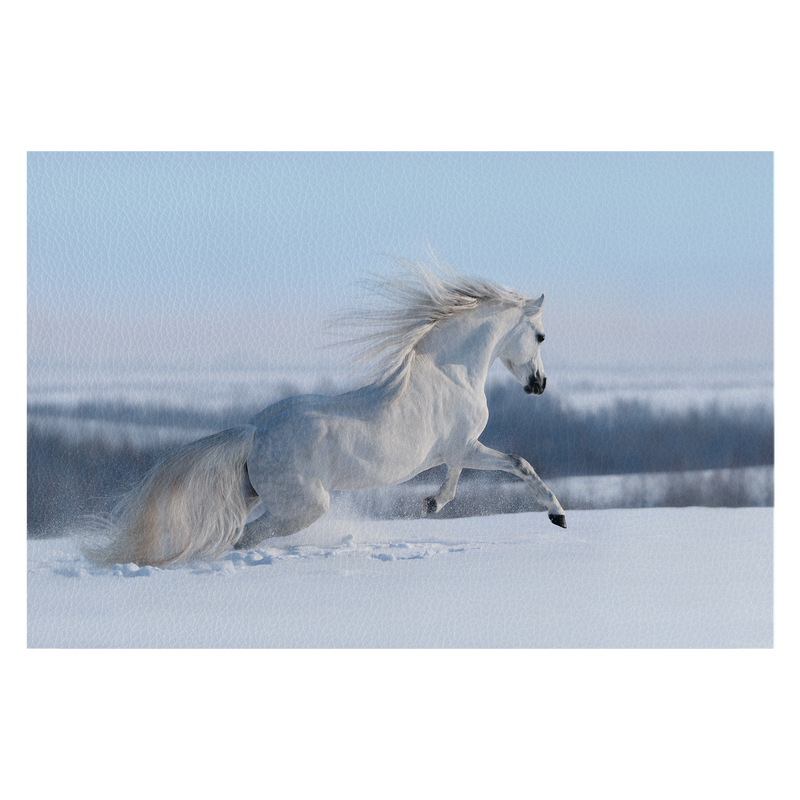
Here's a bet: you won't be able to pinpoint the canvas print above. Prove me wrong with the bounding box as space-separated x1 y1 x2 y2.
27 152 773 648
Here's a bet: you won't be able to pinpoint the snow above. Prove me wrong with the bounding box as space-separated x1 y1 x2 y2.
28 506 772 648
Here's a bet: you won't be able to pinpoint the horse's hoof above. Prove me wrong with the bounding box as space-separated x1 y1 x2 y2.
548 513 567 529
423 497 438 515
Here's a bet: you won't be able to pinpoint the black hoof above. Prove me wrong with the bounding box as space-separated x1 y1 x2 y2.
423 497 438 515
548 514 567 529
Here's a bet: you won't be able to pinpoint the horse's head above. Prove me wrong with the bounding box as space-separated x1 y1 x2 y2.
499 294 548 395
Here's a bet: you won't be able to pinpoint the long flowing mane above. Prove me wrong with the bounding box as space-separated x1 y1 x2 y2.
330 255 530 395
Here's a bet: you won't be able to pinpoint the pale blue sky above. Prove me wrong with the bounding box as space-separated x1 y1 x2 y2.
28 152 773 372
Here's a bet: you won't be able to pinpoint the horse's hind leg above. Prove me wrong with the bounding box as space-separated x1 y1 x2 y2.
233 477 330 550
423 467 462 514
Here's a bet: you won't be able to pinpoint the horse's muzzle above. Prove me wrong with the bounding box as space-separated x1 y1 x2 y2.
524 376 546 395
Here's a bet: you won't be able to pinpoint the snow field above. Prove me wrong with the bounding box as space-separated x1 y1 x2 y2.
28 507 772 648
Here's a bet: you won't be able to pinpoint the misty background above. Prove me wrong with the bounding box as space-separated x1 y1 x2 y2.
27 152 773 535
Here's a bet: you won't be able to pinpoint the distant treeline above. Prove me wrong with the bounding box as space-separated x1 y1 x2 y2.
27 383 773 536
481 385 774 478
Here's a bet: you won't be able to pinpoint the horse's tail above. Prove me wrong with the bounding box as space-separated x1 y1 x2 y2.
81 425 259 568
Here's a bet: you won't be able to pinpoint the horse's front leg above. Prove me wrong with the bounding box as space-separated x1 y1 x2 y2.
460 442 566 528
423 467 462 514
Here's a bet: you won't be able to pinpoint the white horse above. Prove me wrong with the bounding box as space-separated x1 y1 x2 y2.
83 259 566 568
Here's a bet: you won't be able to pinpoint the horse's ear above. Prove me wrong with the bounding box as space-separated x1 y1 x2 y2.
525 294 545 316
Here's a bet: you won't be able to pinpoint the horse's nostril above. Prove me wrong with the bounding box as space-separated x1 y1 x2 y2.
542 377 547 390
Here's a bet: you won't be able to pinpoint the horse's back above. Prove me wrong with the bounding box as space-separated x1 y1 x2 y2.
247 392 334 428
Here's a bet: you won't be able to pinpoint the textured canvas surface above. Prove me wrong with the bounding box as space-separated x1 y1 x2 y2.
28 152 774 649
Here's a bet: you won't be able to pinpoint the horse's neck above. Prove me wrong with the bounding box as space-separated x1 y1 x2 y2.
414 304 517 391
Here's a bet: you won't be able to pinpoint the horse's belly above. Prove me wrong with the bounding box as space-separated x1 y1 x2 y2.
323 438 438 491
327 455 440 492
249 407 438 493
